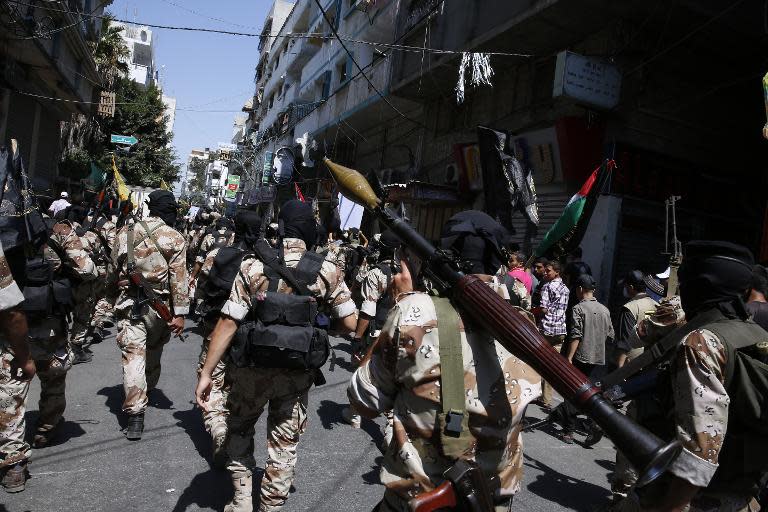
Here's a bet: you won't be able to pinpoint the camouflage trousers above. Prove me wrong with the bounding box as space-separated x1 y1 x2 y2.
0 343 30 463
1 320 72 462
226 367 313 512
91 272 114 328
70 281 98 348
116 306 171 415
197 337 229 437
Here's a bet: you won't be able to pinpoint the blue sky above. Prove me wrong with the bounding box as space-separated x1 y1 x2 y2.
109 0 272 177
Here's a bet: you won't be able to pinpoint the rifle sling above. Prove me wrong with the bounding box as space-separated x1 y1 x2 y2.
434 297 465 415
252 239 312 296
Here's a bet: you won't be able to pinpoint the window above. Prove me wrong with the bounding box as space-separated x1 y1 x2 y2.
269 94 275 108
337 60 348 85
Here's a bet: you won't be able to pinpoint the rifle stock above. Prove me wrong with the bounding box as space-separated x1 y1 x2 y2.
409 482 456 512
324 157 681 488
128 270 174 323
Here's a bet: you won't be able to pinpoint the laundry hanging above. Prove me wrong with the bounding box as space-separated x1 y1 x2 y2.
456 53 494 104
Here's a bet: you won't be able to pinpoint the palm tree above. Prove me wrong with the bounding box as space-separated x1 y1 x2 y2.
89 15 130 90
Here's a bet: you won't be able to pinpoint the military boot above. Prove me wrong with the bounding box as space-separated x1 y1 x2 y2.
1 460 28 493
72 345 92 365
126 413 144 440
224 470 253 512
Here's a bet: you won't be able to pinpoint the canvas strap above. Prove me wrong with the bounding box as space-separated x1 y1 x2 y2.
433 297 465 419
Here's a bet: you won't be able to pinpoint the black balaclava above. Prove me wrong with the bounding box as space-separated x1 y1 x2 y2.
216 217 235 232
55 206 72 222
377 230 400 261
147 190 178 227
279 200 317 249
66 205 88 225
678 240 754 319
234 209 261 247
440 210 508 275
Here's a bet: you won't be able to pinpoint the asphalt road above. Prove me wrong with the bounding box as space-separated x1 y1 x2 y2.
2 320 616 512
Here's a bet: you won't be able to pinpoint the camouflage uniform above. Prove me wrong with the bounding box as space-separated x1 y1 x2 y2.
195 228 235 266
69 226 107 349
91 217 117 329
0 240 31 464
109 216 189 416
613 324 752 512
221 238 356 512
194 246 230 444
31 222 97 438
348 283 543 511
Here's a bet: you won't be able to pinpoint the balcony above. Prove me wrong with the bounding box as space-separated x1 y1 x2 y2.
286 36 323 74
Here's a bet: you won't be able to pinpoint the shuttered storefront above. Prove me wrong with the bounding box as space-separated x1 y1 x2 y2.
407 203 467 243
510 191 571 256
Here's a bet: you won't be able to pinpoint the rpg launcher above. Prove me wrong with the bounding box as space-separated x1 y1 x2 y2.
323 157 681 510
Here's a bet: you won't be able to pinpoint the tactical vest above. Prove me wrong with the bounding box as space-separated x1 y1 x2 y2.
22 220 74 317
229 245 331 378
622 294 659 350
373 262 394 331
643 308 768 495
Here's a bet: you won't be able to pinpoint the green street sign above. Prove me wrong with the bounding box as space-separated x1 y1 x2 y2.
111 134 138 146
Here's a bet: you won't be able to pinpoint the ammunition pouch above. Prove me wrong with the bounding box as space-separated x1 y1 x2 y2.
230 292 330 372
22 257 72 317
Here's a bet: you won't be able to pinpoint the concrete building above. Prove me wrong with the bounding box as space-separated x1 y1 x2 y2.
112 22 157 88
0 0 113 190
162 94 177 134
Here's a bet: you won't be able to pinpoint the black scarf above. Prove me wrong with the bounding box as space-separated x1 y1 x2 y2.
440 210 509 275
147 190 178 227
234 209 261 247
279 200 317 249
679 240 754 318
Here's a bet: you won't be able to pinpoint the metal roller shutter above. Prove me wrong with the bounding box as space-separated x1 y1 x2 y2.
509 191 571 256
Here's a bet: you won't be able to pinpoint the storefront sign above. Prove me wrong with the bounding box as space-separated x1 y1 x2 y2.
225 175 240 199
262 151 274 185
553 51 621 109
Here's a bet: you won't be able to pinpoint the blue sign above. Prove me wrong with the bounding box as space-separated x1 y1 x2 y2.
111 134 138 146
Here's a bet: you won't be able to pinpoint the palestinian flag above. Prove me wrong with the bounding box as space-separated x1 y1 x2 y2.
534 159 615 259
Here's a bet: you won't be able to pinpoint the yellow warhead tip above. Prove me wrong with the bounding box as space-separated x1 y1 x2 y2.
323 157 381 210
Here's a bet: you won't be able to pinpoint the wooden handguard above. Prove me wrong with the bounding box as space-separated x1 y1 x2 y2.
409 482 457 512
455 275 599 406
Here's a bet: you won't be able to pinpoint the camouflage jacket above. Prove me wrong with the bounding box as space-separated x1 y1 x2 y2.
44 220 98 281
220 238 356 322
359 261 393 318
195 228 235 264
0 239 24 312
348 286 543 501
666 327 730 488
109 216 189 315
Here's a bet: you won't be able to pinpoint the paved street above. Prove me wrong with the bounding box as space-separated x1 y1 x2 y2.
3 321 616 512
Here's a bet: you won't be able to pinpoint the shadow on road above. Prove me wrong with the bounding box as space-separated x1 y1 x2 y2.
523 453 611 511
97 385 127 428
316 399 346 430
361 456 383 485
148 388 175 410
171 469 232 512
173 406 212 462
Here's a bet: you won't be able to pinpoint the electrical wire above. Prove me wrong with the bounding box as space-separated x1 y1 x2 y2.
312 0 423 129
2 0 535 57
156 0 262 31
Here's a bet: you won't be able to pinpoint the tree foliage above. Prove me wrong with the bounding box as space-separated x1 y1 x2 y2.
89 15 130 90
97 77 180 187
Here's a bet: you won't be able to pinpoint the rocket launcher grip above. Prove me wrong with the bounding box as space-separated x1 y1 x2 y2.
323 158 681 488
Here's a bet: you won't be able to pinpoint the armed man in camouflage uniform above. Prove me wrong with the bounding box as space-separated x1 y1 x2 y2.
65 205 108 364
28 215 97 449
0 238 34 493
190 216 235 280
613 241 768 512
109 190 188 440
88 208 118 333
196 200 357 512
348 211 542 511
193 210 260 467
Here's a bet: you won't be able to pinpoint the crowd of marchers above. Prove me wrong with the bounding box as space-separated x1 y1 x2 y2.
1 180 768 512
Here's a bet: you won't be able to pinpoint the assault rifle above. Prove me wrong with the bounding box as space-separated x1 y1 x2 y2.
323 158 681 512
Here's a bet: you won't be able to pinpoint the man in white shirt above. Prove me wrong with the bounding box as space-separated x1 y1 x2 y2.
48 192 71 216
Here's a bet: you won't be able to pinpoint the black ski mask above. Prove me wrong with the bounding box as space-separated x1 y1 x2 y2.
279 200 317 249
678 240 754 318
147 190 179 227
234 209 261 247
440 211 509 275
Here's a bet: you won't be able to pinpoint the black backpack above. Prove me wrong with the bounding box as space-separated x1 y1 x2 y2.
229 240 331 382
198 246 248 320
